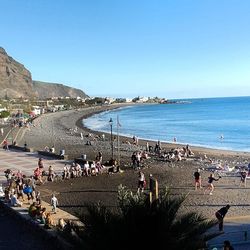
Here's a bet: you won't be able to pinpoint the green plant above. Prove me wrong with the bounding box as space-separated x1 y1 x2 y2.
79 185 218 250
0 110 10 118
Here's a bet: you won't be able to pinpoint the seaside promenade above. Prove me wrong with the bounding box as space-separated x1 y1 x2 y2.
207 216 250 249
0 148 83 249
0 148 67 185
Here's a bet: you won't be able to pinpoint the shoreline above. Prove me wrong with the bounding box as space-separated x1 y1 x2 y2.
77 104 250 159
18 105 250 219
20 103 250 159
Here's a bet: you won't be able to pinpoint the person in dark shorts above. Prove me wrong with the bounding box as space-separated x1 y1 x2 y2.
204 173 221 195
215 205 230 231
194 169 202 190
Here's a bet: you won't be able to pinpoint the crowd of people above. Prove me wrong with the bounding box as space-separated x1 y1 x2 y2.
0 132 242 249
62 151 109 179
2 166 75 231
159 144 194 161
4 169 36 204
131 150 150 169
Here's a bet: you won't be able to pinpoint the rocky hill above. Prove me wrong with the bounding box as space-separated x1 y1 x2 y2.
33 81 88 99
0 47 88 99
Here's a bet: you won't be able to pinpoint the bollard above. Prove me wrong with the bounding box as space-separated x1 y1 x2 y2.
244 231 247 241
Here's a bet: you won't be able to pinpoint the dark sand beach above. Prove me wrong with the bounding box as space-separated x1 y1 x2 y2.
19 105 250 219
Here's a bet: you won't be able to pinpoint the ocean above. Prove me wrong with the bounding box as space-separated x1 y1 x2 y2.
83 96 250 152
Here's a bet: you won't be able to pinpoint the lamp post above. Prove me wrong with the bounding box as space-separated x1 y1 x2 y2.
109 118 114 159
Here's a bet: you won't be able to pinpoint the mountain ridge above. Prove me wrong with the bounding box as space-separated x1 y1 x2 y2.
0 47 89 99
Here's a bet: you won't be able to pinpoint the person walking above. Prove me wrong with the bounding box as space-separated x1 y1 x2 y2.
215 205 230 231
204 173 221 195
194 169 202 190
51 194 59 214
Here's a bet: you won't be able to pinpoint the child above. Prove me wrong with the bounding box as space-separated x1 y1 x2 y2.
51 194 58 213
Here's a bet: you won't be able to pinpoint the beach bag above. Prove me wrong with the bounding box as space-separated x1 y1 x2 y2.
23 186 33 194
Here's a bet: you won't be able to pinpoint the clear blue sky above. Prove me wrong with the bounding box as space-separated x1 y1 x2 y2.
1 0 250 99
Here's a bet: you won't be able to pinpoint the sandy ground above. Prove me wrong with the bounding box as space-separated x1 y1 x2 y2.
18 105 250 220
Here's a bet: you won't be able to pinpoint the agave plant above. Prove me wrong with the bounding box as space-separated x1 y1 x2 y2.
79 185 218 250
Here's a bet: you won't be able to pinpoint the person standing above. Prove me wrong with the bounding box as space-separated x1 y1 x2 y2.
215 205 230 231
96 151 103 163
137 171 146 193
194 169 202 190
63 164 70 179
239 170 247 187
51 194 59 214
48 165 55 182
38 158 44 169
0 127 4 136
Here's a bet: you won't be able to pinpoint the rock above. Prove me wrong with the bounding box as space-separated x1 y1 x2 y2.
0 47 34 98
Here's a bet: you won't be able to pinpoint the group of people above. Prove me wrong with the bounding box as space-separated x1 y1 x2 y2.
28 193 58 228
193 167 241 247
3 164 62 229
63 151 106 179
159 144 195 162
131 150 150 169
194 166 248 195
44 146 55 153
33 158 57 184
4 169 37 206
31 151 112 184
194 169 222 195
137 169 233 247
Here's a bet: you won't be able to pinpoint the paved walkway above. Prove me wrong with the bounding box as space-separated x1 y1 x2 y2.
0 148 70 184
0 204 57 250
0 148 83 234
207 216 250 249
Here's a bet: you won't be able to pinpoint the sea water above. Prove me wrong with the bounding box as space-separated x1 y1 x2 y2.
83 96 250 152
